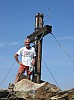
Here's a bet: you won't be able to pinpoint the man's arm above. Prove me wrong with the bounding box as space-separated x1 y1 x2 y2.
14 54 22 65
31 57 36 66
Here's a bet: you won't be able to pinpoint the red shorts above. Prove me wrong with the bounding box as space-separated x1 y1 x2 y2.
18 64 32 75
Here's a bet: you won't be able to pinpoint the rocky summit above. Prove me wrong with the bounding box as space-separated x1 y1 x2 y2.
0 79 74 100
13 79 60 100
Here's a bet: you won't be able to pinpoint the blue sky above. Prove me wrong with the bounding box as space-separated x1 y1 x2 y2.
0 0 74 90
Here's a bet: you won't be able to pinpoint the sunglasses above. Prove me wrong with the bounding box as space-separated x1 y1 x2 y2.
25 42 30 43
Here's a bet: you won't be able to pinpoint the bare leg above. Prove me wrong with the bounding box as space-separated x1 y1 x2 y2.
27 69 31 80
14 71 22 83
27 74 30 80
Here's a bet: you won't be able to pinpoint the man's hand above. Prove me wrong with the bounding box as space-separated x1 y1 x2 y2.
18 62 22 65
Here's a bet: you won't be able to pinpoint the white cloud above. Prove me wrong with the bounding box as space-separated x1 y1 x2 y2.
58 36 74 41
0 42 19 47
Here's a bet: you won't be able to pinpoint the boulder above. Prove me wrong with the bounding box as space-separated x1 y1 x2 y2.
13 79 60 99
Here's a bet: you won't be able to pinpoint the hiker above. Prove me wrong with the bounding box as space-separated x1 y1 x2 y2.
14 38 36 83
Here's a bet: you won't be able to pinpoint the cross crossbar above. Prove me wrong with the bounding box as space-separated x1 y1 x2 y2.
27 25 52 43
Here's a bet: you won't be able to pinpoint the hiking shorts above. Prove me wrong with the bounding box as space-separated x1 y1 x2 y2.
18 64 32 75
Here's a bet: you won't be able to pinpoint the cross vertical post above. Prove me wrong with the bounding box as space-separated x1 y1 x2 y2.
34 13 44 83
27 13 52 83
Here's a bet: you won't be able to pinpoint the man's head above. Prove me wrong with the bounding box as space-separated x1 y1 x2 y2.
24 38 30 49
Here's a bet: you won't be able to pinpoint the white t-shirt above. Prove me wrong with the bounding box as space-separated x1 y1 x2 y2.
16 47 36 66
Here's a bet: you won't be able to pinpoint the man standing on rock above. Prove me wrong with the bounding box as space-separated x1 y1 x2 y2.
14 38 36 83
